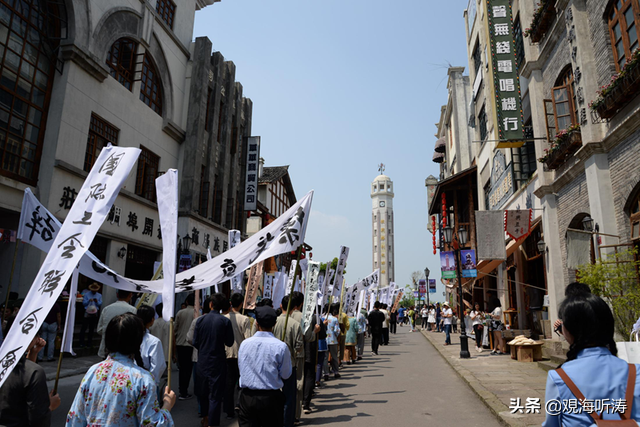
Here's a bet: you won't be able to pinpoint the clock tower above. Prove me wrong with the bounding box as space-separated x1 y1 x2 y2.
371 164 395 288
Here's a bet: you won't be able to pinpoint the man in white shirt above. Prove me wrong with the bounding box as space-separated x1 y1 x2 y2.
149 303 170 363
442 302 453 346
380 304 390 345
96 290 136 358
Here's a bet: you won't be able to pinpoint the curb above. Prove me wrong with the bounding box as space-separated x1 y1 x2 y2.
419 330 534 427
45 367 90 382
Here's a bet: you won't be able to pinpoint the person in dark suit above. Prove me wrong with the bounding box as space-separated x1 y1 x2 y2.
193 293 235 427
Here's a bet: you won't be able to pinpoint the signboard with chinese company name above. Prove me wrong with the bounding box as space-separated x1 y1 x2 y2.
487 0 525 148
244 136 261 211
487 151 515 210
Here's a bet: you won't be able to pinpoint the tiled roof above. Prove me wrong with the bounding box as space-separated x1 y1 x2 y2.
259 166 289 183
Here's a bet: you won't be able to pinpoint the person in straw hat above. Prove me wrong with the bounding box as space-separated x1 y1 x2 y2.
79 282 102 348
442 302 453 346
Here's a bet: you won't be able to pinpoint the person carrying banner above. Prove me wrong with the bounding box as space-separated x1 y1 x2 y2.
302 314 320 414
175 293 196 400
66 313 176 426
149 303 171 369
343 315 359 364
380 304 390 345
192 293 235 427
237 306 292 427
287 291 314 422
96 290 136 358
0 335 61 427
325 304 341 379
223 293 252 419
79 282 102 349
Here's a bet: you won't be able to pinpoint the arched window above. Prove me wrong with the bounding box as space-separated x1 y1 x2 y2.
106 38 137 91
552 66 577 131
608 0 640 71
628 189 640 240
139 53 162 116
0 0 60 184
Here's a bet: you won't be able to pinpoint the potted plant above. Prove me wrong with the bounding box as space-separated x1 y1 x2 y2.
590 47 640 119
525 1 555 43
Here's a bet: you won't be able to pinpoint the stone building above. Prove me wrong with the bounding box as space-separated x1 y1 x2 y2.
371 170 395 288
0 0 254 307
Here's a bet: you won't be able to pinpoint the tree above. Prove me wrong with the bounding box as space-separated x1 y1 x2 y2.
577 248 640 337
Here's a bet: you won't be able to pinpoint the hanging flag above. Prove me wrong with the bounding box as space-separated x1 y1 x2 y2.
320 267 335 312
301 261 320 334
0 144 140 389
61 268 80 357
475 210 507 260
391 291 404 312
440 251 457 279
331 246 349 298
263 274 274 300
156 169 179 322
228 229 243 292
243 261 264 310
505 209 532 241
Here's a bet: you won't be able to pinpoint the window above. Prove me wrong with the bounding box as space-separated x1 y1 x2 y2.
472 41 482 76
0 0 59 185
608 0 640 71
139 53 162 115
156 0 177 29
552 67 577 131
212 174 223 224
106 38 137 91
478 106 488 141
230 115 237 155
513 16 525 69
135 146 159 202
85 114 119 172
512 141 536 184
543 99 557 141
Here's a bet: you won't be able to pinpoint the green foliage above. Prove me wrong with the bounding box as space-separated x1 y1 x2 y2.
399 294 415 308
577 248 640 337
318 258 345 285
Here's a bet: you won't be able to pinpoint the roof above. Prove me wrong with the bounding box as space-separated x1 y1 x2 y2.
373 174 390 182
259 166 289 183
428 166 478 216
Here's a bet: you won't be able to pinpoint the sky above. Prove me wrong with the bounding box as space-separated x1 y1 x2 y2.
194 0 471 301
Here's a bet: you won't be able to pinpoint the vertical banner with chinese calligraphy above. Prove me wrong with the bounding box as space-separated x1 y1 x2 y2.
301 261 320 334
0 145 140 388
156 169 179 321
228 229 243 292
243 261 264 310
244 136 260 211
487 0 525 147
320 267 335 312
331 246 350 298
273 267 287 308
391 291 404 313
263 274 274 300
285 260 298 297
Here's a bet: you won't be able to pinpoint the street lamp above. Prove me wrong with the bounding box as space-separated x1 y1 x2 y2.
424 267 430 307
182 234 192 254
442 225 471 359
582 215 594 232
537 240 546 254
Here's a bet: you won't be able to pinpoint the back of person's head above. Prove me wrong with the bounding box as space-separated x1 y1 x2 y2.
257 298 273 308
330 303 340 315
155 303 163 318
185 293 195 307
275 307 283 317
230 293 244 309
565 282 591 297
105 313 145 368
374 301 380 309
492 298 501 308
281 295 291 310
559 293 617 362
210 293 227 312
292 291 304 308
202 297 212 314
136 305 155 326
117 290 132 301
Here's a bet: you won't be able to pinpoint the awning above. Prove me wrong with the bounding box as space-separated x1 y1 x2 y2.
434 138 446 153
476 217 542 277
428 166 478 215
432 151 445 163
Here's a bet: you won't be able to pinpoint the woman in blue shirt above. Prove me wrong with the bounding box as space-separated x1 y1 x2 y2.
543 289 640 426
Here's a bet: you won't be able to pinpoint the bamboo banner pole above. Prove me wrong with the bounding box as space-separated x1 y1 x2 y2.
281 246 303 341
167 317 174 391
2 239 20 323
52 344 64 394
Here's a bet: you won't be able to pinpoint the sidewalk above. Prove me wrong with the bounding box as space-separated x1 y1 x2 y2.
421 329 548 427
41 354 103 382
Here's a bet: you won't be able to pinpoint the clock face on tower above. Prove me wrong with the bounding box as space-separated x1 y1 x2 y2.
379 201 385 207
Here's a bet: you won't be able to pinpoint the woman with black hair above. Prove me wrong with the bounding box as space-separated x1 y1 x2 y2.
66 313 176 426
543 290 640 426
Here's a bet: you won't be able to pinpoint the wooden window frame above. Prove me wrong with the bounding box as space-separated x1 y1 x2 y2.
551 68 577 131
139 53 163 116
543 99 557 141
478 106 488 141
608 0 640 72
199 165 209 217
106 38 137 91
85 114 119 172
156 0 177 30
135 145 160 202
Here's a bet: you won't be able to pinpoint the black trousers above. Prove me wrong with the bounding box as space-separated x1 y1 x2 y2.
176 345 193 396
302 361 315 408
79 315 98 346
371 330 381 353
238 389 284 427
382 328 389 345
473 324 484 348
390 322 397 334
224 358 240 416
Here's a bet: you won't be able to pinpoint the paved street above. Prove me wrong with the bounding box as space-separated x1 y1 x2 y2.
52 326 502 426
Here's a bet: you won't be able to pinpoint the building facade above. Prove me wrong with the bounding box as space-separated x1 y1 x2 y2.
0 0 253 308
371 171 395 288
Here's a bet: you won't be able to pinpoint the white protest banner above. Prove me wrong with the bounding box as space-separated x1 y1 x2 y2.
388 282 397 304
61 267 80 356
273 267 287 308
285 260 298 297
299 258 309 281
20 190 314 295
228 229 243 292
301 261 320 334
356 289 366 316
243 261 264 310
263 274 274 300
0 144 140 388
321 267 335 311
331 246 349 298
156 169 178 322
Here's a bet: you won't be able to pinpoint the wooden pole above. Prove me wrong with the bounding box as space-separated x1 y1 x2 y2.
281 246 303 341
52 344 64 395
167 317 174 391
2 240 20 323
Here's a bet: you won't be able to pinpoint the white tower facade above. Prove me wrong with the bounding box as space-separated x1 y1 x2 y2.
371 168 395 288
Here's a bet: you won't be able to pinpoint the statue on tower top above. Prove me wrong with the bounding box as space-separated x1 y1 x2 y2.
378 163 385 174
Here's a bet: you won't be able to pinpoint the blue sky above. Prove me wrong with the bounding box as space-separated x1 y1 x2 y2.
194 0 471 301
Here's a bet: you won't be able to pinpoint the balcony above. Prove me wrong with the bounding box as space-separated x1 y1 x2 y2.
539 127 582 170
525 1 555 44
591 51 640 119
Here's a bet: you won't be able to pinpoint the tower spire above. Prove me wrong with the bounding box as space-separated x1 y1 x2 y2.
378 163 385 174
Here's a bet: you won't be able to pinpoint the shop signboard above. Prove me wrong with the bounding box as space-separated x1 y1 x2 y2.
418 279 426 293
244 136 261 211
487 151 515 210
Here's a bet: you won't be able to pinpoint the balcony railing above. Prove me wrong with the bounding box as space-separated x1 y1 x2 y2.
525 1 555 44
544 130 582 170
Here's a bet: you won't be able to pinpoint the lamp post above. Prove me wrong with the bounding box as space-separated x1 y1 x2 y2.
582 215 601 260
442 224 471 359
424 267 430 307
